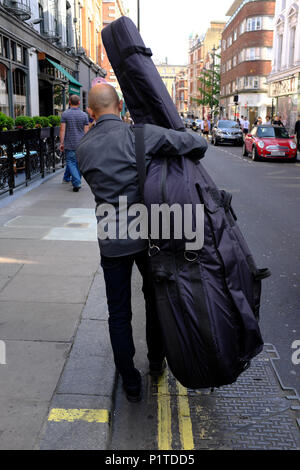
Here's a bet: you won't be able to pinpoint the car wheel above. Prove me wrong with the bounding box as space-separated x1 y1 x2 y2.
242 143 248 156
252 146 259 161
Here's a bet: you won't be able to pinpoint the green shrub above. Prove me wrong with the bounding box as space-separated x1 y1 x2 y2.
5 116 14 130
0 112 7 131
15 116 34 129
0 112 14 131
40 116 50 127
33 116 43 127
48 115 61 127
33 116 50 128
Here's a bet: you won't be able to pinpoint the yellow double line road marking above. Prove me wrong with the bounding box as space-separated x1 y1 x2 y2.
157 369 194 450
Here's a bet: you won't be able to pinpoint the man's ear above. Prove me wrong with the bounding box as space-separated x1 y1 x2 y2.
118 100 124 112
87 107 96 120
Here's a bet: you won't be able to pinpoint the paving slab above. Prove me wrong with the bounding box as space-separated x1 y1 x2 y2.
0 340 71 401
0 397 49 450
0 273 93 304
0 301 83 342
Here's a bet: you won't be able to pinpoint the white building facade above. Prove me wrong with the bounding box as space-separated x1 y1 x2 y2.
267 0 300 132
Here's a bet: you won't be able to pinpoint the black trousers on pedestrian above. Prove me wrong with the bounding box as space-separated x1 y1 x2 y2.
100 250 165 388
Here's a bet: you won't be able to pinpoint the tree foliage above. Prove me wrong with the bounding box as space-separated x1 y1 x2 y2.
195 57 221 114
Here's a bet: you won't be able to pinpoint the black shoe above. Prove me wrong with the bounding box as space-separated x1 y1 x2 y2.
123 384 142 403
73 186 81 192
149 359 166 378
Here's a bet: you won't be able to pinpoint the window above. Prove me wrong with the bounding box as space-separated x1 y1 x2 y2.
12 68 27 117
222 40 226 51
243 76 259 89
226 59 231 71
282 0 286 10
244 48 261 61
38 3 44 34
233 56 237 67
289 27 296 66
240 21 245 35
227 36 232 47
16 45 22 63
277 34 283 68
0 63 9 115
247 17 262 31
233 29 237 41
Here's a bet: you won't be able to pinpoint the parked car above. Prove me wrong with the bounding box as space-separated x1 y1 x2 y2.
211 120 243 146
242 125 297 162
194 119 203 130
183 117 194 128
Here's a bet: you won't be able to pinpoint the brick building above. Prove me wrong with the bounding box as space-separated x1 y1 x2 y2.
101 0 125 88
220 0 275 126
188 21 225 118
267 0 300 133
174 68 188 114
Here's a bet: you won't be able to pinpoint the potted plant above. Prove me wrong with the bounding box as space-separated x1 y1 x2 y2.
0 113 18 145
0 112 14 132
34 116 51 138
14 116 35 130
48 115 61 137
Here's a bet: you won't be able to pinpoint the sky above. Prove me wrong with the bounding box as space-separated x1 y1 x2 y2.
123 0 234 65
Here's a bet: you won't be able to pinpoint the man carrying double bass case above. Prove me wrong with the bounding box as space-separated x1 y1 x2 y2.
76 83 208 402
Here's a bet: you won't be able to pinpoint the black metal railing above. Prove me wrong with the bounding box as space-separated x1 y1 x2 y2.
0 127 65 197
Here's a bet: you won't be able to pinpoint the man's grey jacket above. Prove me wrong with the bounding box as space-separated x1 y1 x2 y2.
76 114 208 257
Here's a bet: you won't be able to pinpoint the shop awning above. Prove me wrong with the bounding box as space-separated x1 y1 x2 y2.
46 58 82 95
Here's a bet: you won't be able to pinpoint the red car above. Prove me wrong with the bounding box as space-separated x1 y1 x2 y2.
242 125 297 162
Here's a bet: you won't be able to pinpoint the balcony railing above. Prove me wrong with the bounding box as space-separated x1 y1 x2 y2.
3 0 31 21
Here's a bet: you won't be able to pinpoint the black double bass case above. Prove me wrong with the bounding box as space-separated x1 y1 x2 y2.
102 17 270 389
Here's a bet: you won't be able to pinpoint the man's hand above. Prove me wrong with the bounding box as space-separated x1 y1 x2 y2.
60 143 64 152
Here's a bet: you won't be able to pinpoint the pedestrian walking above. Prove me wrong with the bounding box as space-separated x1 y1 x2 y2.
76 84 208 402
254 116 262 126
243 117 249 136
295 114 300 152
272 116 284 126
263 116 271 125
59 95 89 192
203 118 210 142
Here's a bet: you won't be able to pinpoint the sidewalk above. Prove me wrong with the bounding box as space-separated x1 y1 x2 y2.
0 172 115 450
0 172 299 450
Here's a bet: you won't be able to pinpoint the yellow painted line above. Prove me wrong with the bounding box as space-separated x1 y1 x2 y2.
48 408 109 423
157 369 172 450
176 382 194 450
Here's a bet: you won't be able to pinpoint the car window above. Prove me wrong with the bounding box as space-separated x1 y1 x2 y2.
218 120 239 128
274 127 290 138
257 127 275 138
251 127 257 136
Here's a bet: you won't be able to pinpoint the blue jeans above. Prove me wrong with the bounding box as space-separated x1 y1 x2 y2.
63 165 71 182
65 149 81 188
100 250 165 388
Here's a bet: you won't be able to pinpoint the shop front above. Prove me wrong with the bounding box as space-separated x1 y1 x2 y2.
38 54 82 116
269 74 300 133
0 29 30 117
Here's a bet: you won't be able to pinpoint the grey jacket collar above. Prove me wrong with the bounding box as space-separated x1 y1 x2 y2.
96 114 122 125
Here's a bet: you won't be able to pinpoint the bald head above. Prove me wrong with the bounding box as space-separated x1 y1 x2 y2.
88 84 122 120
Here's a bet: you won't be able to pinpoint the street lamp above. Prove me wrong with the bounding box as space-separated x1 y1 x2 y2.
137 0 140 32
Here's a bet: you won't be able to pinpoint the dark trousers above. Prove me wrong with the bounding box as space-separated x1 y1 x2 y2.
100 250 165 388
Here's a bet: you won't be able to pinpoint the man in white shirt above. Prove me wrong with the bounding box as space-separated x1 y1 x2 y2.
243 118 250 135
240 116 245 130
